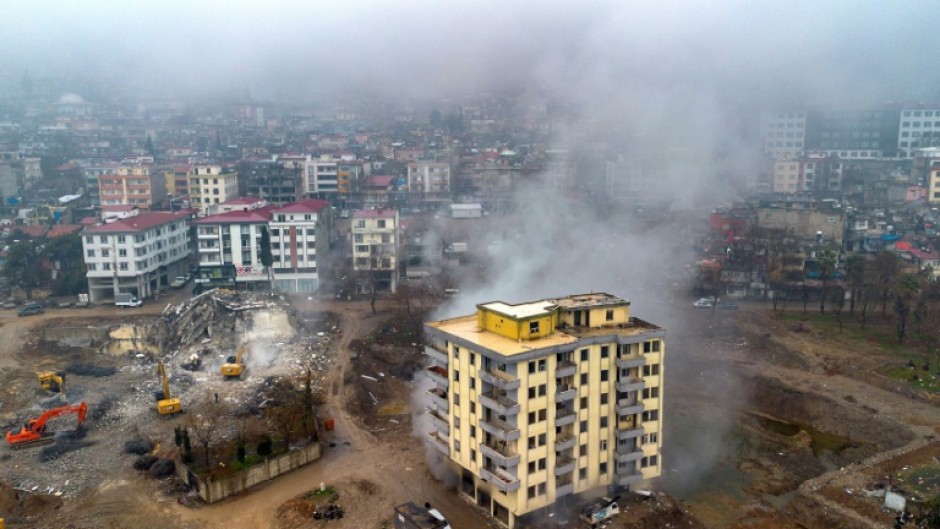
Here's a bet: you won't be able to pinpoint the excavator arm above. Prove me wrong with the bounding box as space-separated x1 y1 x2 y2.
6 402 88 447
155 360 182 416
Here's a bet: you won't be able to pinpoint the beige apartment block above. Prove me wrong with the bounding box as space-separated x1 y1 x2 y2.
423 293 664 527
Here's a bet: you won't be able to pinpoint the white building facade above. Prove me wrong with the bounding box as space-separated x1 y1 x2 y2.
188 164 239 213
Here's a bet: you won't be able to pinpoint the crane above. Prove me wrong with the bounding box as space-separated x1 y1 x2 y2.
156 360 182 416
221 341 250 379
6 401 88 447
37 370 66 398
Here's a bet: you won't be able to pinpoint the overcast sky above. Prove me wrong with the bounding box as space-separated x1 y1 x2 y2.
2 0 939 106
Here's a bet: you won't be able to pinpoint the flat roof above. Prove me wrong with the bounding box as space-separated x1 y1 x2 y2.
428 315 578 356
550 293 629 309
478 300 557 319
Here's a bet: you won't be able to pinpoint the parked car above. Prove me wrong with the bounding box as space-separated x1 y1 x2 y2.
693 299 713 308
1 299 17 309
17 303 44 317
170 276 188 288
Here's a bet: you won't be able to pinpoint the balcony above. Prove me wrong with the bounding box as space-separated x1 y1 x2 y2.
616 378 645 393
426 387 448 412
427 407 449 432
427 431 449 456
556 360 576 378
554 453 575 475
555 408 576 427
480 392 520 416
481 441 520 467
479 368 520 391
616 400 645 417
424 345 448 365
426 365 448 387
480 466 521 493
616 427 644 441
555 432 575 452
616 356 645 369
480 416 520 442
615 449 643 464
615 469 644 487
555 385 577 403
556 475 574 498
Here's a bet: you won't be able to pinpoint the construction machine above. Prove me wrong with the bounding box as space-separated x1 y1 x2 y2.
6 401 88 447
37 370 66 398
221 341 250 379
156 360 182 416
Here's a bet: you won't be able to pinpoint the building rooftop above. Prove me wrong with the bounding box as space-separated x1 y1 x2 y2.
86 211 191 233
196 205 277 224
428 315 577 356
478 300 557 319
550 293 629 309
352 208 396 219
273 199 330 214
223 196 265 205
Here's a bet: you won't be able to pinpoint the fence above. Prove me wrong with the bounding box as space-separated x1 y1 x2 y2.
177 442 322 503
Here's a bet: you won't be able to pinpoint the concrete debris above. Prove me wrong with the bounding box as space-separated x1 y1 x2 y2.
361 375 378 382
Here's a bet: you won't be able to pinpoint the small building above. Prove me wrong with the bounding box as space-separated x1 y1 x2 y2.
351 208 400 293
450 203 482 219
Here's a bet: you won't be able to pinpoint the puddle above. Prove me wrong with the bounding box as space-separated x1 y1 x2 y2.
754 413 853 457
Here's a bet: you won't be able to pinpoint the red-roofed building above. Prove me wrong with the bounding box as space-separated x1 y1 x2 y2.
82 211 192 302
362 175 395 204
194 199 333 292
17 224 83 239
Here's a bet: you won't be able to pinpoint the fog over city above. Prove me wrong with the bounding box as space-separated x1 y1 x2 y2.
1 2 939 528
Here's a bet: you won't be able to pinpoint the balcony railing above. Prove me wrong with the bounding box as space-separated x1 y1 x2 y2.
426 387 448 412
615 449 644 463
556 360 577 378
480 392 520 416
555 432 576 452
481 442 520 467
555 408 576 427
479 368 520 390
617 378 645 393
616 401 645 417
555 385 577 403
556 475 574 497
480 466 521 493
424 345 448 365
426 407 449 432
554 453 575 475
615 469 643 487
426 365 448 386
616 356 645 369
427 431 449 456
616 427 644 441
480 416 520 442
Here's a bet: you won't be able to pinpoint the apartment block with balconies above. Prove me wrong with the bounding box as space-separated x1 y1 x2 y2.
351 208 399 293
423 293 665 528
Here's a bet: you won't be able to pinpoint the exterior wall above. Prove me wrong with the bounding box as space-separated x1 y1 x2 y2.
407 162 451 194
478 309 557 341
756 208 845 244
177 442 321 504
270 212 325 293
82 217 191 302
188 165 239 213
424 297 664 528
351 211 399 293
195 222 267 285
98 170 164 207
761 111 807 158
898 109 940 158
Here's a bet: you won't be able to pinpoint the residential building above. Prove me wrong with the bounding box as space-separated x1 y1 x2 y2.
771 153 843 195
407 161 451 197
925 158 940 204
351 208 399 293
98 168 166 208
194 199 332 293
240 160 303 205
188 164 239 213
911 147 940 185
0 155 42 198
268 199 331 293
166 164 191 197
897 109 940 158
82 211 192 302
760 111 807 159
756 206 845 245
337 160 366 197
83 162 122 206
423 293 665 527
304 154 356 196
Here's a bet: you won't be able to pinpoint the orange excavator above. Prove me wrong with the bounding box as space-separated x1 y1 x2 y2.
6 402 88 447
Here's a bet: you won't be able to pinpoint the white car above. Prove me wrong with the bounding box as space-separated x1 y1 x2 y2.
693 299 714 308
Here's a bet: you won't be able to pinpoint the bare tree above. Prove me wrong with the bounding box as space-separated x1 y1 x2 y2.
187 395 229 471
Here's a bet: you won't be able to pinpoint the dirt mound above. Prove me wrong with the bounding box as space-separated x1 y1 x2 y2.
133 455 159 470
65 363 117 377
148 458 175 478
124 436 154 455
0 481 63 521
277 498 313 529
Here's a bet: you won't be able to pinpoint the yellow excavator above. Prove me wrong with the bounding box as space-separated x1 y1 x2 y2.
156 360 182 416
37 371 66 398
221 341 250 380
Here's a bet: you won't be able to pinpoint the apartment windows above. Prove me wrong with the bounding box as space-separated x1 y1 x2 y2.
101 249 110 258
600 370 609 382
580 349 588 362
87 264 96 271
643 364 661 376
85 236 93 244
117 235 126 243
103 263 111 271
600 417 609 429
606 309 614 321
119 263 128 271
471 448 476 462
469 402 475 414
642 410 659 422
600 393 609 405
469 352 475 365
378 220 386 228
527 483 546 499
641 455 659 468
643 340 661 353
87 249 95 257
453 346 460 359
642 387 660 399
469 378 475 390
579 467 587 480
453 393 459 406
528 384 546 398
642 432 659 444
580 396 588 408
599 462 608 475
579 373 588 385
579 420 588 433
118 249 127 257
470 425 476 438
601 346 609 359
529 321 539 334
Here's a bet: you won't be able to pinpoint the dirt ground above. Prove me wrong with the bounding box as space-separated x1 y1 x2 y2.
1 288 939 529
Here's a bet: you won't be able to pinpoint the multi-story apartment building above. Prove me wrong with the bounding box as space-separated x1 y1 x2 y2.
195 199 332 293
82 211 192 302
423 293 665 527
897 108 940 158
771 154 844 195
407 161 451 197
188 164 239 213
166 164 191 197
351 208 399 293
805 108 900 160
240 160 303 205
337 160 366 197
98 168 166 208
760 111 807 159
304 154 357 196
0 156 42 198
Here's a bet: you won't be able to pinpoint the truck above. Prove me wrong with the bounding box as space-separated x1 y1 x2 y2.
393 502 451 529
114 293 142 308
579 496 621 526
